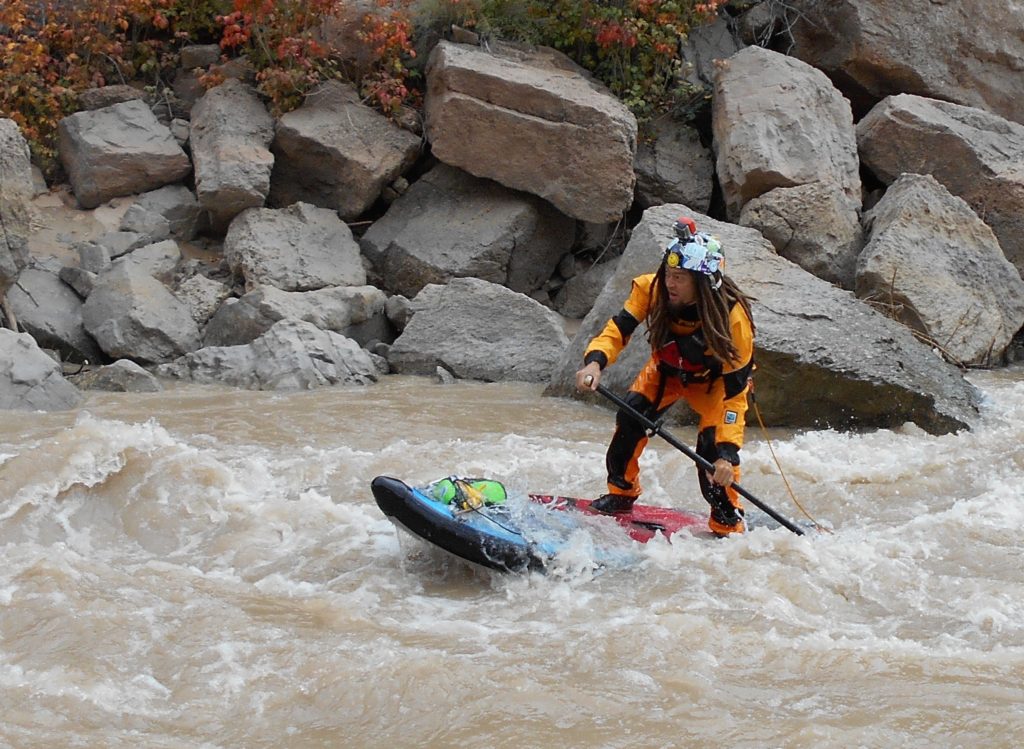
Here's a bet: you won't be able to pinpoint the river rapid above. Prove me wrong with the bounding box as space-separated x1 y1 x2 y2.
1 368 1022 748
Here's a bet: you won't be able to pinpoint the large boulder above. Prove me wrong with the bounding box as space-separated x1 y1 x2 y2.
739 181 863 289
6 266 104 363
0 119 33 295
789 0 1024 124
857 173 1024 366
156 318 379 390
633 118 715 212
57 100 191 209
425 41 637 223
545 204 981 435
554 257 619 320
359 164 575 298
82 262 201 364
190 80 275 232
202 284 388 346
387 277 570 383
223 202 365 291
270 80 421 220
0 329 82 411
173 273 233 326
72 359 162 393
856 94 1024 276
712 46 861 220
125 185 204 240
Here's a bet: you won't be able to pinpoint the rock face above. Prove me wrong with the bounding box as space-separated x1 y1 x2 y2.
546 204 981 435
157 319 379 390
359 164 575 298
0 329 82 411
0 119 34 295
82 263 201 364
72 359 162 392
633 118 715 212
6 267 103 363
57 100 191 209
270 80 421 220
223 202 366 291
190 79 275 232
425 41 637 223
856 174 1024 366
712 46 861 220
388 277 570 382
789 0 1024 124
739 181 863 289
856 94 1024 276
202 284 388 346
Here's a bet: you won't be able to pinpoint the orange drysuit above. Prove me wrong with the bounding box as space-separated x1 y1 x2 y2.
584 273 754 514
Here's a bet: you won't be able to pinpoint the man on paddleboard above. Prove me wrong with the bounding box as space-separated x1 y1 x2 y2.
576 217 756 536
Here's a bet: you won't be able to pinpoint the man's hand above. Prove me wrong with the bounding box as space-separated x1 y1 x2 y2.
708 458 735 487
575 361 602 391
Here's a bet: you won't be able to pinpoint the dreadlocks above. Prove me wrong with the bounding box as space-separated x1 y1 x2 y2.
646 264 756 366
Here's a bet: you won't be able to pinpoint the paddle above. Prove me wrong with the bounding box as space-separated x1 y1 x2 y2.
585 378 805 536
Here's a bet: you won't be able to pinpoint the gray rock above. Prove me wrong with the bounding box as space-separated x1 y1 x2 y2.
203 284 387 346
130 185 203 240
57 100 192 209
634 118 715 212
72 359 162 392
857 173 1024 366
190 79 275 232
712 46 861 220
789 0 1024 125
0 328 82 411
425 41 637 223
0 119 34 295
157 318 378 390
174 274 233 326
180 44 221 70
77 241 112 274
679 13 743 90
360 164 575 298
59 266 97 299
119 204 172 243
270 80 421 220
554 257 619 319
118 239 183 281
6 267 103 363
740 181 864 289
857 94 1024 276
77 85 146 111
384 294 412 333
388 277 570 382
82 263 201 364
223 202 365 291
81 231 149 260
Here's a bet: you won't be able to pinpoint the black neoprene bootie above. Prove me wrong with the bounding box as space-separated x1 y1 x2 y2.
590 494 636 515
708 503 745 536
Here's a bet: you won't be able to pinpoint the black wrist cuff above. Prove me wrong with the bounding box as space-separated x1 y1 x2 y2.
716 442 740 465
584 351 608 369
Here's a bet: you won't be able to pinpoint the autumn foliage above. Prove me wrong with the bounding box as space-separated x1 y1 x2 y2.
2 0 723 173
0 0 186 169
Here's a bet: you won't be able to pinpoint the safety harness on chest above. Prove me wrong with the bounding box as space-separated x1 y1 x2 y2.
655 327 722 384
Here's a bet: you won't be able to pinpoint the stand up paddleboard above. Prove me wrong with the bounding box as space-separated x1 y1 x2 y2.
371 475 707 572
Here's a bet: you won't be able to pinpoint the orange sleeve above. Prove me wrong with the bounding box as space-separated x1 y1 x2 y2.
584 274 655 368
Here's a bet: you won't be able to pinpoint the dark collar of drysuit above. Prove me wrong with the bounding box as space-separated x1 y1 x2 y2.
672 303 700 323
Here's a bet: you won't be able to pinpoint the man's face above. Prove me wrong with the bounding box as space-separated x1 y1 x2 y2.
664 267 697 308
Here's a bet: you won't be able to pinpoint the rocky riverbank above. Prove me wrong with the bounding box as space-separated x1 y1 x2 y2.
2 1 1023 435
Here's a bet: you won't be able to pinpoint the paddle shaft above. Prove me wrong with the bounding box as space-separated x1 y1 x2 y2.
590 381 805 536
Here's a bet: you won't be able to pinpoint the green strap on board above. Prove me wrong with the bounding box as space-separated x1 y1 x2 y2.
428 477 508 507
